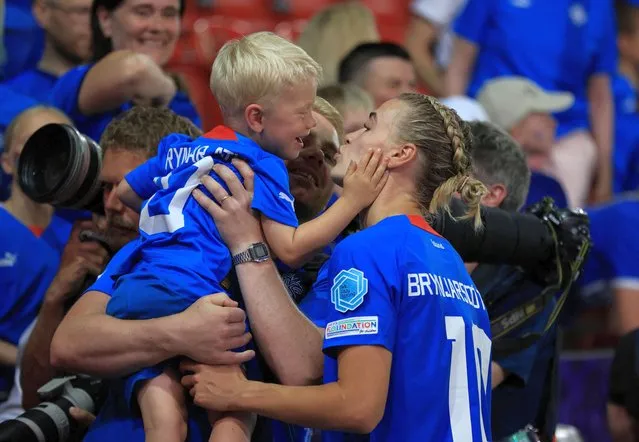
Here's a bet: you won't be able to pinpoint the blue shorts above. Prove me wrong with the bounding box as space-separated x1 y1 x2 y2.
106 273 232 411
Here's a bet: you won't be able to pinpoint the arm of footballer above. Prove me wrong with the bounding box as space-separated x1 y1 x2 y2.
50 291 179 377
116 180 144 213
491 362 508 389
261 196 360 268
220 345 391 433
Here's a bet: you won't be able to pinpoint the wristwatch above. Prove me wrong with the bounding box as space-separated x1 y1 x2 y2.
232 242 271 266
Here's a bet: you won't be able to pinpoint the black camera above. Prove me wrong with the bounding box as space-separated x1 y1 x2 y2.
17 123 104 214
0 375 105 442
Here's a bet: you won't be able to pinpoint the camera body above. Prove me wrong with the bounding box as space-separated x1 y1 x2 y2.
17 123 104 214
0 375 105 442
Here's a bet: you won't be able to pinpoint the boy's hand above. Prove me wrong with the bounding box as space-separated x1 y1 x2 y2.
341 148 389 210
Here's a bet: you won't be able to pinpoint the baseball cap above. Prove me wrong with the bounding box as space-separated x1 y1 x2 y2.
477 77 574 130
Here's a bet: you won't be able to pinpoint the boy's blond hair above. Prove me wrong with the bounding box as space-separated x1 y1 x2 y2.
211 31 322 118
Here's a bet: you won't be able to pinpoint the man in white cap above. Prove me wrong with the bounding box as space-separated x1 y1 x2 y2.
478 76 574 174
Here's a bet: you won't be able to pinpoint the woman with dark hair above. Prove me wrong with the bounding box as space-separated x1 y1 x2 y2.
47 0 200 142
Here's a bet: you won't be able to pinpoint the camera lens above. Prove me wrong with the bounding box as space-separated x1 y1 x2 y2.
17 123 104 214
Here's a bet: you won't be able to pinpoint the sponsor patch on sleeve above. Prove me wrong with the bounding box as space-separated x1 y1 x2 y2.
325 316 379 340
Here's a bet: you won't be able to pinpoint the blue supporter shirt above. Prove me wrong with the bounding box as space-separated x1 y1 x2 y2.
0 205 59 393
321 215 492 442
454 0 617 138
48 64 201 142
2 68 59 102
525 172 569 209
113 126 298 311
612 73 639 193
577 196 639 304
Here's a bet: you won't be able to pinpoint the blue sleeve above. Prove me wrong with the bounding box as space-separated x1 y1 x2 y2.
85 241 138 297
452 0 491 45
608 210 639 283
322 239 398 354
591 1 617 76
299 262 332 328
252 158 299 228
169 91 202 128
124 133 193 199
47 65 92 125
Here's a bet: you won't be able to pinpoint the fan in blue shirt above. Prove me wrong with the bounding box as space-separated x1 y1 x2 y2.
613 1 639 194
180 94 492 442
108 33 387 442
47 0 201 143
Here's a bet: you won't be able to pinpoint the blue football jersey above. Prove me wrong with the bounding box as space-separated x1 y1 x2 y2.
117 126 299 302
577 196 639 303
321 215 492 442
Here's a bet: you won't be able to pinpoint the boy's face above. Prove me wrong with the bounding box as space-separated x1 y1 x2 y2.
259 79 317 160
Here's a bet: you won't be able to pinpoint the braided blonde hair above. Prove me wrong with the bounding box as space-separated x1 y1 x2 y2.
395 93 487 230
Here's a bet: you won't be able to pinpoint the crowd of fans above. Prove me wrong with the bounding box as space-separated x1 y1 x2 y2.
1 0 639 441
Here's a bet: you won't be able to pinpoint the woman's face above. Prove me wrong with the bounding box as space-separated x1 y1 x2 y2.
331 98 404 184
99 0 181 67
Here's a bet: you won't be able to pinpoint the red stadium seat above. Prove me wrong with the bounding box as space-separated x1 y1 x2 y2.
184 0 273 19
360 0 410 25
271 0 337 18
273 19 307 41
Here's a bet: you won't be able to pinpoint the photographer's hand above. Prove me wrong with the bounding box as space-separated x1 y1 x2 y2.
69 406 96 428
21 220 109 409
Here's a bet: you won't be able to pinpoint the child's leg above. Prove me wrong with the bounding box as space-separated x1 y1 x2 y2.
138 367 189 442
208 410 256 442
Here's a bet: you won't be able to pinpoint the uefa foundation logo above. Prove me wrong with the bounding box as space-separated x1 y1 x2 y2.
331 268 369 313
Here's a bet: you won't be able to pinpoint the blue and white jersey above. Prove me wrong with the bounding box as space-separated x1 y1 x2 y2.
118 126 298 301
321 215 492 442
577 196 639 302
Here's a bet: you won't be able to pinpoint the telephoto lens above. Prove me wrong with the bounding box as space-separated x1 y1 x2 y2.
17 123 104 214
0 376 104 442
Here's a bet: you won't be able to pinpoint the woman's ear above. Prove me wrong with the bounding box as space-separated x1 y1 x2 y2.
97 6 113 38
245 104 264 134
387 143 418 169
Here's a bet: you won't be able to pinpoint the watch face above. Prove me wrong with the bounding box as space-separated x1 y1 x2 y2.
251 243 270 260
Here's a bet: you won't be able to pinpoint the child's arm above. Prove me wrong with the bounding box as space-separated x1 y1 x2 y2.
262 149 388 268
116 180 145 213
209 411 256 442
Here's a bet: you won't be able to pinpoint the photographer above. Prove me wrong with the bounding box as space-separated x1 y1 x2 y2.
466 121 561 442
0 106 80 419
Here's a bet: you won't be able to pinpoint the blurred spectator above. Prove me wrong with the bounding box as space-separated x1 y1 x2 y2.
477 77 574 173
0 106 71 411
575 195 639 441
2 0 92 101
405 0 466 95
48 0 200 143
613 0 639 194
297 1 379 87
0 85 37 201
318 83 373 134
477 77 572 209
338 42 417 107
468 121 561 442
1 0 44 81
446 1 617 208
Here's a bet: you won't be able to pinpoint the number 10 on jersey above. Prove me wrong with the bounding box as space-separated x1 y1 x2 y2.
446 316 491 442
